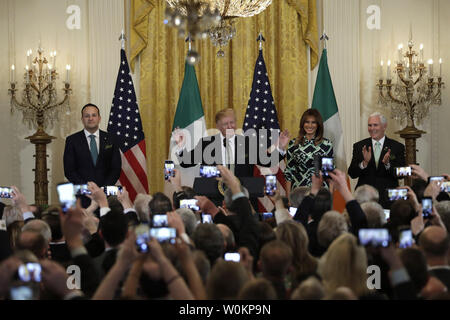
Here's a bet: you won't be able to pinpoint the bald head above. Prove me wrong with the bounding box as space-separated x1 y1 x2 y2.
419 226 450 257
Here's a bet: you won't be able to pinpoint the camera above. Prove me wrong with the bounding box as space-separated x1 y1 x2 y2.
262 212 274 221
395 166 412 177
321 157 335 178
104 186 123 196
201 213 213 224
56 182 76 213
422 197 433 219
152 214 168 228
398 229 414 249
150 227 177 244
224 252 240 262
135 223 150 253
164 160 175 181
74 184 91 196
265 175 277 196
0 186 13 199
200 165 221 178
387 188 408 201
358 228 390 247
17 263 42 283
180 199 199 211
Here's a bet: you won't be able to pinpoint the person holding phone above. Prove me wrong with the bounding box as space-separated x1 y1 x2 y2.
284 109 333 195
348 112 405 208
63 104 121 190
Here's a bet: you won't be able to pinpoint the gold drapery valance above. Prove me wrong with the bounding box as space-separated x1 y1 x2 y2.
130 0 318 194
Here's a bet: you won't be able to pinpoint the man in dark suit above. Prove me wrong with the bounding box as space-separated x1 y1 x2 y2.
172 108 289 208
173 108 289 176
63 104 121 188
348 112 405 208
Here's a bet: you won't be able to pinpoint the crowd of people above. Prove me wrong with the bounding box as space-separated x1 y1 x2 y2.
0 161 449 300
0 105 449 301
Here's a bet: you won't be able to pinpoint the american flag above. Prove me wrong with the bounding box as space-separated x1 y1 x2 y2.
107 49 149 201
243 47 287 212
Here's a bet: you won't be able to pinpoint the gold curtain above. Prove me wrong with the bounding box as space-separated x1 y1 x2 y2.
130 0 318 194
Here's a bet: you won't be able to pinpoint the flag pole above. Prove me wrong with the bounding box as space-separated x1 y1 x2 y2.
119 29 126 50
320 31 329 50
257 32 265 51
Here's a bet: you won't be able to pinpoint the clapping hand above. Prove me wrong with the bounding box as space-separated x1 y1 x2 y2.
172 127 186 149
362 145 372 166
277 129 290 151
382 148 391 165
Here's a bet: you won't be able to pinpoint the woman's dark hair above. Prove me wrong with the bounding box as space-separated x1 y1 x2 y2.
295 109 324 146
311 188 332 221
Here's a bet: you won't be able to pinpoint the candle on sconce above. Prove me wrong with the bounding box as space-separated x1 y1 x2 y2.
11 65 15 83
27 49 32 66
439 58 442 77
398 44 403 63
25 65 30 83
380 60 384 79
428 59 434 78
53 51 57 67
419 44 424 63
66 65 71 83
387 60 391 79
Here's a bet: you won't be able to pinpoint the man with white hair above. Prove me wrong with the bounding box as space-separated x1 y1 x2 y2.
348 112 405 208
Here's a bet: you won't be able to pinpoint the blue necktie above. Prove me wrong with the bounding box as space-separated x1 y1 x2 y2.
89 134 98 165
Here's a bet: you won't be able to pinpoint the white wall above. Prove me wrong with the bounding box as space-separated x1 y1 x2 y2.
0 0 125 205
319 0 450 187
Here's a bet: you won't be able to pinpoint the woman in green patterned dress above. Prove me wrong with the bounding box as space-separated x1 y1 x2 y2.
284 109 333 197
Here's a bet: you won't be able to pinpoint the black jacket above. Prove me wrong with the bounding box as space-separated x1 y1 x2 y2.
348 136 405 207
63 130 121 186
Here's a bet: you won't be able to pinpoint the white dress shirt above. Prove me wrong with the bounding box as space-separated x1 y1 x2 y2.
84 129 100 153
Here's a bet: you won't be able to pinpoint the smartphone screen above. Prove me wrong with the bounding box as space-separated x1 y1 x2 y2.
442 181 450 193
74 184 91 196
358 228 390 247
224 252 241 262
399 229 414 249
321 157 335 177
150 227 177 244
57 183 76 213
200 165 221 178
180 199 199 211
289 207 297 217
265 175 277 196
202 213 213 224
395 167 412 177
422 197 433 219
383 209 390 222
10 285 35 300
388 188 408 201
135 224 150 253
104 186 123 196
152 214 168 228
164 160 175 181
262 212 274 220
18 263 42 282
0 186 13 199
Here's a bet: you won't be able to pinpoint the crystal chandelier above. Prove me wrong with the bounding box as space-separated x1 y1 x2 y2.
377 35 444 166
164 0 272 61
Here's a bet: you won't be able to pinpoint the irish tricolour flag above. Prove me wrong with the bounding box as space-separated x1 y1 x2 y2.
165 62 206 197
311 48 348 212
